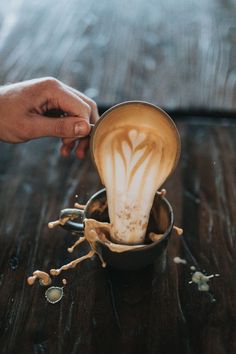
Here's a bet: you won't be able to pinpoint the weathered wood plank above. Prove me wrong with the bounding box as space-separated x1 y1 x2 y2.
0 116 235 354
0 0 236 110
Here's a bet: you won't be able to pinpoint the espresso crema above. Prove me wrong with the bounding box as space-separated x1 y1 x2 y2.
91 102 180 245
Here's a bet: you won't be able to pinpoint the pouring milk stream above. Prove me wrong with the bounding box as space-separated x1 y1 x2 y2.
91 102 180 245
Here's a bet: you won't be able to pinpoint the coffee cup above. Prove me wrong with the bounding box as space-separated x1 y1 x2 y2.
59 188 174 270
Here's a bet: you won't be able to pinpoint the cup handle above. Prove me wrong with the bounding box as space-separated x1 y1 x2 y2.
59 208 85 233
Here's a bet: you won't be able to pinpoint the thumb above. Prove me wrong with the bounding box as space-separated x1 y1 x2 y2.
28 115 91 139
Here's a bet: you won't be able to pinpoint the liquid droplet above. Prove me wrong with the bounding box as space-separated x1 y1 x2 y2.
173 256 187 264
45 287 64 304
210 297 217 304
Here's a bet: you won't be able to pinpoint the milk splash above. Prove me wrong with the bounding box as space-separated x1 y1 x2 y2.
97 127 169 244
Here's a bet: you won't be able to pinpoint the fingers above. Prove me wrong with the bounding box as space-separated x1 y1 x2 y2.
43 79 91 121
60 137 90 159
63 84 99 124
40 78 99 139
60 139 76 157
79 93 99 123
75 138 90 159
40 78 99 124
28 115 91 139
48 80 99 158
27 78 99 158
0 77 99 145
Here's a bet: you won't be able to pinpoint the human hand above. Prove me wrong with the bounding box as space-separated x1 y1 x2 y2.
0 77 99 158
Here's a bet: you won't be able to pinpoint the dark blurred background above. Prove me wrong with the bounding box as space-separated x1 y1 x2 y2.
0 0 236 112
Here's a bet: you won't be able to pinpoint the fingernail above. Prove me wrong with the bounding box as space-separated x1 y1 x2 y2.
74 122 86 136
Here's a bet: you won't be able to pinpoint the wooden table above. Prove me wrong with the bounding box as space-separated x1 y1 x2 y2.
0 1 236 353
0 114 235 354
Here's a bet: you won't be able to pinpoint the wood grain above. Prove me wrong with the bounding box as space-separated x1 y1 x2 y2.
0 0 236 110
0 116 235 354
0 1 236 352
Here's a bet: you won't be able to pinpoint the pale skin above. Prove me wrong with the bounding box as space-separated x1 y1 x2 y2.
0 77 99 158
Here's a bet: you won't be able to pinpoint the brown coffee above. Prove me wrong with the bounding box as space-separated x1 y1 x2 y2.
91 102 180 245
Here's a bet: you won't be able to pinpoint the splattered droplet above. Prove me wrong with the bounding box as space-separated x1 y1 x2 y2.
62 278 67 286
173 226 183 236
45 287 64 304
189 271 220 292
27 270 51 286
173 256 187 265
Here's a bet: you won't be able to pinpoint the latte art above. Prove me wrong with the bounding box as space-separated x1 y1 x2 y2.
92 102 180 245
97 127 166 244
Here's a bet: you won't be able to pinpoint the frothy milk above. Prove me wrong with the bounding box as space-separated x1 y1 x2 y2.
92 103 180 245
